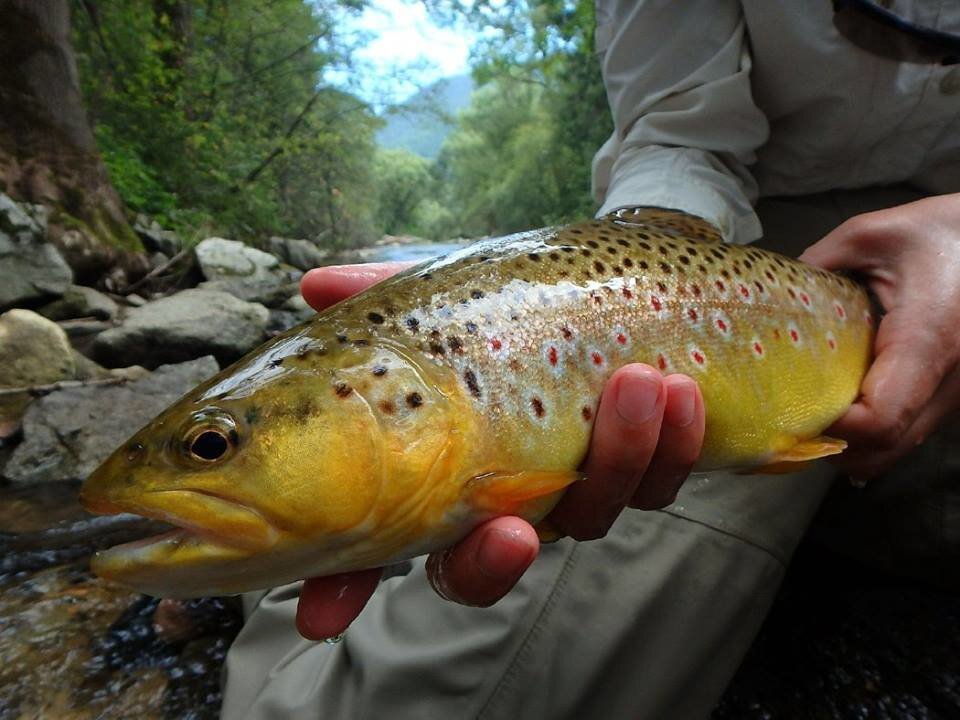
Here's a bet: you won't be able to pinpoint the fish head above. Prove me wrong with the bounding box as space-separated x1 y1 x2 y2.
81 333 472 597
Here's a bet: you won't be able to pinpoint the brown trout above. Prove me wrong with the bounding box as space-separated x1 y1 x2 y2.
81 208 874 598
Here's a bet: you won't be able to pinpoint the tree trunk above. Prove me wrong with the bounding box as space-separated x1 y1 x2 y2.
0 0 141 273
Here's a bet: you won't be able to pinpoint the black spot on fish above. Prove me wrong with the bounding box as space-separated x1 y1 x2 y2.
429 342 445 356
336 334 348 344
463 369 481 399
406 317 419 331
593 260 605 273
368 312 385 324
465 321 478 334
378 400 396 415
406 392 423 408
421 273 433 281
294 400 314 422
581 249 592 257
659 261 672 274
471 289 484 299
245 406 261 425
334 382 352 398
531 397 545 418
372 365 388 376
268 357 284 369
527 253 540 262
639 260 649 270
353 339 370 347
448 336 464 354
549 252 560 261
617 239 630 248
679 255 690 265
587 240 599 249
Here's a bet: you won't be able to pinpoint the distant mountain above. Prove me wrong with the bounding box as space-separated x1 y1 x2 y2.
376 75 474 159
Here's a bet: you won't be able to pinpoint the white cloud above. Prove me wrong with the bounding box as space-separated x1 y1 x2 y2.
329 0 473 106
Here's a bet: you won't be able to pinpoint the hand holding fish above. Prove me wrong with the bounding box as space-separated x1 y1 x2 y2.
294 262 706 640
800 193 960 481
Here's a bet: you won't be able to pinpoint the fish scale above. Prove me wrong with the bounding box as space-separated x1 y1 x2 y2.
80 208 875 597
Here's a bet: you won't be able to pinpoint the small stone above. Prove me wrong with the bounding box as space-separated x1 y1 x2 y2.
38 284 119 321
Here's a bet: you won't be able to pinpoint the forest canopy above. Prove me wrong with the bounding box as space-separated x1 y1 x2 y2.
68 0 610 248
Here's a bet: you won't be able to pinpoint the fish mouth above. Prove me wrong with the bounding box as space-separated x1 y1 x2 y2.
81 487 280 556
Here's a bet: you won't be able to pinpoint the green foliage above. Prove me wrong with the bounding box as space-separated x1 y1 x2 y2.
72 0 379 247
417 0 613 237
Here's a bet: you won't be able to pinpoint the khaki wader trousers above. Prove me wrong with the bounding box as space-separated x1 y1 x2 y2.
221 187 960 720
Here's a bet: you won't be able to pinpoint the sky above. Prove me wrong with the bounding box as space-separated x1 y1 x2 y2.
329 0 475 107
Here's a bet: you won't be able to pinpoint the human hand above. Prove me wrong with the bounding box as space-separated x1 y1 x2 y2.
800 192 960 482
294 262 706 640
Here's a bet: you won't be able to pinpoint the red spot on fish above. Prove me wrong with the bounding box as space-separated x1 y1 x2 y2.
490 338 502 351
790 329 800 343
657 282 668 294
531 397 545 418
716 318 728 332
773 328 781 340
622 288 634 300
828 337 836 350
753 341 764 356
687 308 698 322
616 333 627 345
657 354 667 371
800 292 810 306
691 349 706 365
739 284 751 299
548 346 558 366
715 280 726 292
581 406 593 421
691 284 702 297
650 295 662 311
561 326 574 340
835 303 846 319
591 352 604 366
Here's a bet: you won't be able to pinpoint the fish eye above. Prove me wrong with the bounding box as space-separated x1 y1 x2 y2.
189 429 230 462
181 408 238 464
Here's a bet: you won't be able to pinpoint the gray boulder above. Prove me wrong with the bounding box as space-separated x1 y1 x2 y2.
0 231 73 311
3 356 219 484
267 236 329 271
195 236 301 307
38 284 119 321
93 288 268 368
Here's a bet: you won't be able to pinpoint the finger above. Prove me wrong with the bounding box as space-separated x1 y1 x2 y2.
629 374 705 509
548 364 666 540
426 516 538 607
295 567 383 640
300 262 414 312
834 364 960 481
828 310 953 450
798 213 896 271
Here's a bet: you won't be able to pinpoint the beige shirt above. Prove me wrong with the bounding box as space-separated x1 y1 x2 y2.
592 0 960 242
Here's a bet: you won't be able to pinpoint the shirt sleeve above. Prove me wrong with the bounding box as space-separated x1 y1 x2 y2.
592 0 770 243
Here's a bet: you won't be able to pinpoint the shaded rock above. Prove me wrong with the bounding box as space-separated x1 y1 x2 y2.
0 231 73 311
70 350 113 381
38 285 119 321
134 214 182 257
0 193 45 238
195 237 301 307
124 294 148 307
3 356 218 484
267 236 329 271
0 310 76 424
267 294 316 334
92 289 268 369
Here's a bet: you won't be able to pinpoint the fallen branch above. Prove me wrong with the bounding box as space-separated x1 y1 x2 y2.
0 376 131 399
120 245 192 295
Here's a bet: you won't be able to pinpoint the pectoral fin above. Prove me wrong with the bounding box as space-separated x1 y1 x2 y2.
739 436 847 475
533 518 565 543
469 470 582 513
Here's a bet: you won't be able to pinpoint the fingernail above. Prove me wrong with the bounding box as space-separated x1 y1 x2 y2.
616 371 662 424
476 528 533 581
665 380 696 427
